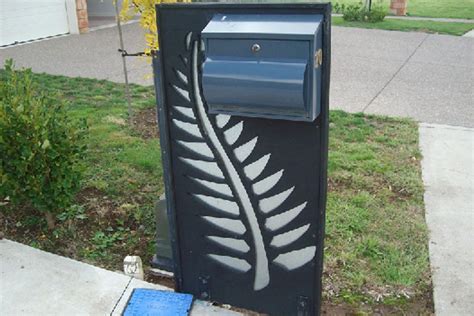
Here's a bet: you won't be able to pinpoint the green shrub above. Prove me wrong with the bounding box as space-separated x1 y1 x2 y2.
338 1 387 23
0 60 87 229
365 6 387 22
333 2 345 14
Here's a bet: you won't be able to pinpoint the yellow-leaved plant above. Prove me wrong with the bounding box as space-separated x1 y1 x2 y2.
118 0 190 55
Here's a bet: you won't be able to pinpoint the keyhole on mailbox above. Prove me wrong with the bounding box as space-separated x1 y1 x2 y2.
251 43 261 53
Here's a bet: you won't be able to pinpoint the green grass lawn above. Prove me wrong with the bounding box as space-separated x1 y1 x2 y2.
0 72 431 312
407 0 474 19
325 111 430 308
278 0 474 35
333 15 474 35
333 0 474 19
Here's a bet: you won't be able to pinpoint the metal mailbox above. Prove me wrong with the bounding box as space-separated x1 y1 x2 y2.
202 14 323 122
154 3 331 315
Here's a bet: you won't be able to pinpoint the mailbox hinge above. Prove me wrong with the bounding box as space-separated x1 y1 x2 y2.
314 49 323 68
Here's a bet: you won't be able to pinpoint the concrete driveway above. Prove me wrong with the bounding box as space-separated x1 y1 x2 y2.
332 28 473 127
1 23 472 127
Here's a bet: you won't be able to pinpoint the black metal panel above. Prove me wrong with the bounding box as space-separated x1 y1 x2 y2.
155 3 331 315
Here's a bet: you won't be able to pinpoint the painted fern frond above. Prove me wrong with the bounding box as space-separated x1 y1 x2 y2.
169 32 316 291
190 38 269 290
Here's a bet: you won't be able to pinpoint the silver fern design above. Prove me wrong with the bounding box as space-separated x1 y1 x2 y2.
170 32 316 291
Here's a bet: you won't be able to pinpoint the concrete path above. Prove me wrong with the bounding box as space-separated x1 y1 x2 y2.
419 123 474 315
0 24 151 86
331 27 473 127
1 24 473 127
0 239 240 316
332 13 474 24
464 29 474 37
384 15 473 24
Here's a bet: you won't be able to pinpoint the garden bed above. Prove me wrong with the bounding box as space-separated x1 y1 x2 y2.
0 73 432 314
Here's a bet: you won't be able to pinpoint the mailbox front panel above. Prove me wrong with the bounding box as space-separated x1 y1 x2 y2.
203 39 310 117
156 4 330 315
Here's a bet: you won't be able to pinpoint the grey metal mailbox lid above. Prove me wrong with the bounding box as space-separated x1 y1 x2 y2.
202 14 323 40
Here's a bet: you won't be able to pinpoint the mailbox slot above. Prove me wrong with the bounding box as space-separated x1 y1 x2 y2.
202 14 323 121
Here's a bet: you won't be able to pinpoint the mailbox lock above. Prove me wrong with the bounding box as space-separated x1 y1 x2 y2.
251 43 261 53
314 49 323 68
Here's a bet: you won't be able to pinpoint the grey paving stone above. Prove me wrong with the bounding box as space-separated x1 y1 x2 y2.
330 55 401 112
332 26 426 62
0 23 147 82
366 61 473 127
410 34 474 67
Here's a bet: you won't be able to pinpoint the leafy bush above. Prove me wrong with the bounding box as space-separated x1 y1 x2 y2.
336 1 387 23
365 6 387 23
342 3 365 21
333 2 344 14
0 60 87 229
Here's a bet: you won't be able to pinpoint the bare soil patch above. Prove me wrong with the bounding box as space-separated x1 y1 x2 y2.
132 107 159 139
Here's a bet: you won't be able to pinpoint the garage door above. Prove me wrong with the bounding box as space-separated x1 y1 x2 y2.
0 0 69 46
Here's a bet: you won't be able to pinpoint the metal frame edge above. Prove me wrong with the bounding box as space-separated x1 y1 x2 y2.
154 8 184 291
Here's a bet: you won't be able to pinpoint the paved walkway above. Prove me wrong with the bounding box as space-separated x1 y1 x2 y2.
1 24 472 127
464 29 474 37
419 124 474 315
0 239 240 315
385 15 473 24
331 27 473 127
333 13 474 24
0 24 150 85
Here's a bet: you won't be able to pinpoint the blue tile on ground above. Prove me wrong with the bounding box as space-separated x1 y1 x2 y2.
123 288 193 316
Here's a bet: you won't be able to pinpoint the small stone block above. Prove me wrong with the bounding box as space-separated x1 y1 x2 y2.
123 289 194 316
124 256 144 280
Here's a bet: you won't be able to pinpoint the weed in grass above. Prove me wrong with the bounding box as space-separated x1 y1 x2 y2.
57 205 88 222
89 228 129 257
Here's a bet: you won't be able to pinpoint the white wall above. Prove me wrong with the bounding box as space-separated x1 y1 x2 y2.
0 0 70 46
65 0 79 34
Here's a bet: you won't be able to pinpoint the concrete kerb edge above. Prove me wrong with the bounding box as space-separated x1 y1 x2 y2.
420 122 474 132
89 19 140 32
